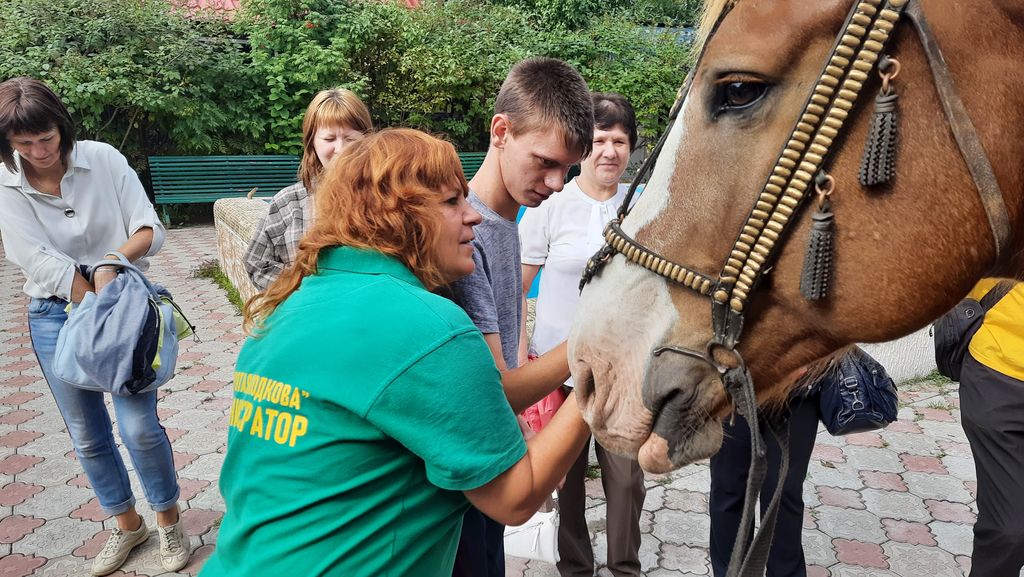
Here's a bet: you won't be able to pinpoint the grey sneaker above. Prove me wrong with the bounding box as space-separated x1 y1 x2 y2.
158 519 192 572
91 519 149 576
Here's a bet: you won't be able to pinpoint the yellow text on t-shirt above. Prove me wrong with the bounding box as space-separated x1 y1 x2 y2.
229 371 310 447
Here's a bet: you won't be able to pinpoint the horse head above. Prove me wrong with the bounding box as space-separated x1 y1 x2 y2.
569 0 1024 473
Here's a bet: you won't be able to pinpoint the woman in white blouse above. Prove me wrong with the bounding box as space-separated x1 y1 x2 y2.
0 77 190 576
518 93 646 577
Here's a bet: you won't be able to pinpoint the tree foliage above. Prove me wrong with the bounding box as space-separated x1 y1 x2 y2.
0 0 259 166
0 0 697 165
490 0 704 29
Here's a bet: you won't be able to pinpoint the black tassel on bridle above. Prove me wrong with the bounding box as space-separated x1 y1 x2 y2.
800 173 835 301
859 56 901 187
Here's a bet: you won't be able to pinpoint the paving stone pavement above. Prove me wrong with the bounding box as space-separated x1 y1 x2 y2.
0 224 1008 577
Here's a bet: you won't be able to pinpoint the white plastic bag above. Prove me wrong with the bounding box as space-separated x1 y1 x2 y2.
503 495 559 564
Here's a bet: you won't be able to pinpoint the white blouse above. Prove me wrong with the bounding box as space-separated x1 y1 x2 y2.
0 141 165 300
520 178 627 369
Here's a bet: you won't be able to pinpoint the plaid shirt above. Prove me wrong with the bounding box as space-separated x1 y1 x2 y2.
243 182 312 291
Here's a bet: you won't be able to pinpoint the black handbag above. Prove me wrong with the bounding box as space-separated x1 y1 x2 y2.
932 280 1016 382
818 347 898 436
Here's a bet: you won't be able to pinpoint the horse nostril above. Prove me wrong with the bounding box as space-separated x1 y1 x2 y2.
644 347 713 407
648 387 683 419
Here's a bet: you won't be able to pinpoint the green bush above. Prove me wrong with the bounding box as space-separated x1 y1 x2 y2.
362 2 537 151
1 0 696 164
539 15 694 144
625 0 704 26
0 0 260 166
490 0 703 29
236 0 392 153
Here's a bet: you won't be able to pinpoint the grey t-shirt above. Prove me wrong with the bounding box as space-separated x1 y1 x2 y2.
447 192 523 370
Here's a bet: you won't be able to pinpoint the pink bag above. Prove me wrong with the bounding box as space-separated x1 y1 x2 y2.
521 386 568 433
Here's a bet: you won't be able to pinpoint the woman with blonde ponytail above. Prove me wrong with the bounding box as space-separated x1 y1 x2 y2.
203 129 590 577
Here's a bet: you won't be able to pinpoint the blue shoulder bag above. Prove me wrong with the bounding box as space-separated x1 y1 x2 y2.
818 347 898 436
52 252 196 396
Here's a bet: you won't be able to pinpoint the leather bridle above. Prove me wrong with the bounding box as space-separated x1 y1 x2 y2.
578 0 1010 575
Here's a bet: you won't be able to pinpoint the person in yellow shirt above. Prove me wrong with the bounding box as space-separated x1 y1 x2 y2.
959 278 1024 577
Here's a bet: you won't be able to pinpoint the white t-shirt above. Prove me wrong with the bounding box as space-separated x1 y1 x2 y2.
520 178 627 369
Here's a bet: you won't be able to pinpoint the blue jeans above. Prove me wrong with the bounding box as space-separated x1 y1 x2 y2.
28 297 179 516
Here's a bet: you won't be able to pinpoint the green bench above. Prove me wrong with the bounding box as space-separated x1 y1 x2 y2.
150 155 300 224
150 151 488 224
456 151 486 181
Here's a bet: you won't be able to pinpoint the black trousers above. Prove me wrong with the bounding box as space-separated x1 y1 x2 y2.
959 354 1024 577
452 506 505 577
709 394 820 577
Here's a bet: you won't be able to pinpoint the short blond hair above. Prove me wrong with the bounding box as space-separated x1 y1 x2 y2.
298 87 373 192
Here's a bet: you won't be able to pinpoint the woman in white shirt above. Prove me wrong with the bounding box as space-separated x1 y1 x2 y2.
0 77 190 576
519 93 646 577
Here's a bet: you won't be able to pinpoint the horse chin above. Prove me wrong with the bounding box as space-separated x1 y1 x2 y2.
575 352 729 473
638 419 724 473
573 363 652 456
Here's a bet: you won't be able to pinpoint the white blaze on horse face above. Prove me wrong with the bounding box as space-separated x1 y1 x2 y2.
569 255 676 454
569 92 692 456
622 93 689 235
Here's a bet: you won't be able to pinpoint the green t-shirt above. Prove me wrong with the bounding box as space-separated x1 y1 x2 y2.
200 247 527 577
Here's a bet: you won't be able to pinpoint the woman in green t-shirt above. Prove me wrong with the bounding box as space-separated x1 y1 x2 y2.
201 128 590 577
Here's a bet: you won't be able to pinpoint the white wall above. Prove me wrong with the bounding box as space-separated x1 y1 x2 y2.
860 327 936 384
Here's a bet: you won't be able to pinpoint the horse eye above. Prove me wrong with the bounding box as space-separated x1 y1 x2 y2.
716 81 768 115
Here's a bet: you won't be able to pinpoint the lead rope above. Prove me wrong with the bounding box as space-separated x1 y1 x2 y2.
722 365 766 577
731 415 792 577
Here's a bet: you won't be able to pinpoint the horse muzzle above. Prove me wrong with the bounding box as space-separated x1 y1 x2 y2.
636 346 728 472
572 339 729 473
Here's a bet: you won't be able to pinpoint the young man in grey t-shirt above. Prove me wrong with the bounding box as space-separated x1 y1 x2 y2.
447 57 595 577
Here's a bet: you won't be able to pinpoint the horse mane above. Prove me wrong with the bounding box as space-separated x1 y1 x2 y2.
697 0 738 51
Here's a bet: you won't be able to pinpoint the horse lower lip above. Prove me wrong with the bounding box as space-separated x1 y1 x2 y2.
638 432 674 473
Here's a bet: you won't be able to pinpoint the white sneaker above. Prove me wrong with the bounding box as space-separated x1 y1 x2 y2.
91 519 149 576
158 518 192 572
